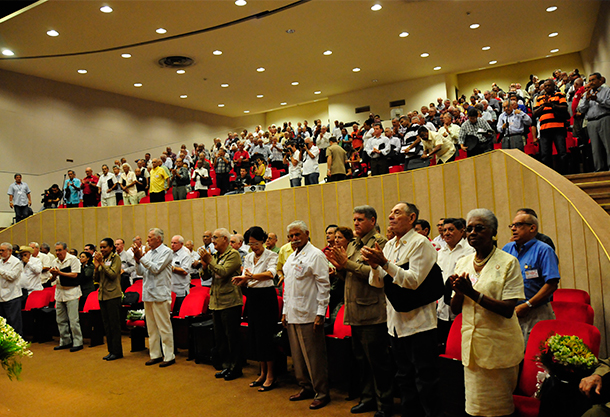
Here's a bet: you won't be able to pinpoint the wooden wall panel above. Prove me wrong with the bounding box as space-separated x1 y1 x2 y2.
412 169 431 223
506 162 525 216
367 176 384 229
55 209 71 244
144 204 156 235
267 190 284 239
321 183 339 229
457 158 477 215
308 186 325 248
352 178 368 208
106 207 122 244
25 213 41 246
179 201 194 242
240 193 255 233
600 254 610 357
521 168 542 220
203 197 217 236
133 204 147 241
279 189 295 233
190 198 205 247
41 210 56 248
166 202 181 241
428 167 445 237
294 187 310 226
557 197 578 289
474 155 494 211
215 196 229 232
69 209 84 251
397 172 414 205
491 154 511 245
443 163 461 218
227 195 242 234
337 181 354 228
537 177 558 246
252 192 268 232
584 228 606 354
10 221 26 245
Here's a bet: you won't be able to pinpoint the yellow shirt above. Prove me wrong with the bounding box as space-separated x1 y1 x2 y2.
454 249 524 369
149 166 169 193
276 242 294 276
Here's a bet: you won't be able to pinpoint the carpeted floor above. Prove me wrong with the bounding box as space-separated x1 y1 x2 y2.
0 335 360 417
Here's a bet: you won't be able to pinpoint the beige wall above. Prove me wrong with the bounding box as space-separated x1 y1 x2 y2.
265 100 329 130
457 53 584 97
4 150 610 354
580 0 610 78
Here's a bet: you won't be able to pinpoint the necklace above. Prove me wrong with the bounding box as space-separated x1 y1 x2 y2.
473 246 495 267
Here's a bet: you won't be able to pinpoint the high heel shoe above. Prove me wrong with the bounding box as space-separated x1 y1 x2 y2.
249 380 264 387
258 380 277 392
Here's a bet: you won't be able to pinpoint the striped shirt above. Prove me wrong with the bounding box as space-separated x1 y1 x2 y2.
534 91 567 131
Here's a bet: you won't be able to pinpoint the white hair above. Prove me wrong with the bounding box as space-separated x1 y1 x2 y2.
149 228 164 242
215 228 231 240
29 242 40 249
287 220 308 234
172 235 184 244
466 209 498 233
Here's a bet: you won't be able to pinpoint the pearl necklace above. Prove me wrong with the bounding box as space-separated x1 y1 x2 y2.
473 247 495 267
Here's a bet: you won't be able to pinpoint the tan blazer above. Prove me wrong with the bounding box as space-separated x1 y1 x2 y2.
202 247 243 311
94 252 122 301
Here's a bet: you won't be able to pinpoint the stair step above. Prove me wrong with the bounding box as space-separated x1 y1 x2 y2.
576 181 610 194
589 193 610 205
601 203 610 214
566 171 610 184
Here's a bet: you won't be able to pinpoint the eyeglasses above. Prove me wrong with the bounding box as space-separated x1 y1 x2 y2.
508 222 533 229
211 236 219 240
466 225 487 233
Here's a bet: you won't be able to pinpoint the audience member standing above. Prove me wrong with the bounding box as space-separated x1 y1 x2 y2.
578 72 610 172
458 108 495 157
171 158 190 201
63 170 82 208
149 159 169 203
19 246 43 295
97 165 116 207
50 242 83 351
133 228 175 367
81 167 99 207
0 242 24 335
497 100 532 151
213 148 232 195
365 122 391 176
169 235 192 316
112 166 123 205
7 173 31 223
283 220 331 410
119 163 138 205
302 138 320 185
534 79 569 173
93 237 123 361
326 136 347 182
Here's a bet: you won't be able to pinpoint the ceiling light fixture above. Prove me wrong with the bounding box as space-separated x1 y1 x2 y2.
235 0 247 6
218 104 225 107
2 49 15 56
482 46 491 51
470 23 480 29
257 67 265 72
213 50 222 56
221 83 229 88
399 32 409 38
549 32 558 37
244 110 250 113
77 69 88 74
291 81 299 86
156 28 167 34
314 91 321 95
372 79 378 83
134 83 142 87
180 95 188 99
489 60 497 65
353 67 361 72
286 29 295 34
121 53 131 58
546 6 557 12
550 48 559 53
257 94 264 98
433 66 441 71
47 30 59 37
176 69 186 74
323 50 332 56
371 4 382 11
281 102 287 105
420 53 429 58
100 6 113 13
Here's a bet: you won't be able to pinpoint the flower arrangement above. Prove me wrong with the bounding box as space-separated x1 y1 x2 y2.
537 333 598 382
0 317 33 380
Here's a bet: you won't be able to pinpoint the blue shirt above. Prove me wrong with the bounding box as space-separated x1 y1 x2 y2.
63 178 82 205
497 111 532 135
502 238 560 306
7 181 30 206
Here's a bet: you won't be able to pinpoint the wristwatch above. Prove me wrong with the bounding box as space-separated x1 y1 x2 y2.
526 300 534 308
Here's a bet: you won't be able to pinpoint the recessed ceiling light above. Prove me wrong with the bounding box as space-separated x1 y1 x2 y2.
281 102 287 105
180 95 188 99
121 53 131 58
134 83 142 87
100 6 113 13
372 79 378 83
433 66 441 71
235 0 247 6
549 32 559 38
291 81 299 86
156 28 167 34
314 91 321 95
257 67 265 72
470 23 480 29
550 48 559 53
244 110 250 113
176 69 186 74
371 4 382 11
489 60 497 65
353 67 361 72
546 6 557 12
482 46 491 51
399 32 409 38
286 29 295 34
323 50 332 56
420 53 430 58
221 83 229 88
213 50 222 56
47 30 59 37
257 94 264 98
77 69 88 74
218 104 225 107
2 49 15 56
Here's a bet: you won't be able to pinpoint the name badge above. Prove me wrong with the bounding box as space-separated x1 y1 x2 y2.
294 264 304 275
525 269 539 279
104 260 112 266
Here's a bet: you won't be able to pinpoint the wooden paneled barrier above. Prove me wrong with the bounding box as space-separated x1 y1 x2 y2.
3 150 609 354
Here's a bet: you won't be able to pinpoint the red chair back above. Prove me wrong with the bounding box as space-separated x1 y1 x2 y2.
175 289 210 318
24 290 53 311
277 296 283 321
389 165 404 173
171 292 177 312
328 305 351 339
43 286 56 304
124 280 143 303
191 278 202 287
519 319 601 396
83 290 100 312
441 313 462 360
187 191 199 199
551 301 594 325
553 288 591 305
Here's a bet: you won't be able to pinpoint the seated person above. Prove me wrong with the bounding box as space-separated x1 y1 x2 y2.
232 167 253 191
42 184 62 209
580 359 610 417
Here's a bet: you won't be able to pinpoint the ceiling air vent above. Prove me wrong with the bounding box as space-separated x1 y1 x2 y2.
389 99 405 107
355 105 370 114
158 56 195 68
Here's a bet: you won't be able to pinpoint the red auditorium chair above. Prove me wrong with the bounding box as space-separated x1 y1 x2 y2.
438 314 465 416
187 191 199 199
440 314 462 361
172 287 210 349
325 305 358 397
389 165 404 173
513 320 601 417
127 292 177 352
553 288 591 304
191 278 202 288
43 286 56 304
22 290 55 342
207 187 221 196
139 195 150 204
551 301 594 325
80 290 105 347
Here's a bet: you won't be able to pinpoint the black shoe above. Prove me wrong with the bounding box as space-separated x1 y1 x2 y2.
54 344 72 351
351 402 377 414
159 359 176 368
258 380 278 392
103 354 112 360
223 369 243 381
105 354 123 361
69 345 83 352
215 369 229 378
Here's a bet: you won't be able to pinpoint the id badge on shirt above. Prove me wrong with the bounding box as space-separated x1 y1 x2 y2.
104 260 112 266
294 264 304 275
525 269 539 279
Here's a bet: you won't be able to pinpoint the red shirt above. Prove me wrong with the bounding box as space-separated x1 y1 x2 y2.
233 150 250 166
82 175 99 195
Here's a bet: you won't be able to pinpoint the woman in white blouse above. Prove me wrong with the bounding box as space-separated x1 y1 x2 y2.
232 226 279 391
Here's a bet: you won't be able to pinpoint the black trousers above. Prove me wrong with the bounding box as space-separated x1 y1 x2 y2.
0 297 23 335
352 323 395 412
82 193 97 207
215 172 230 195
391 329 441 417
212 305 243 372
328 173 346 182
540 127 568 174
370 158 389 176
149 191 165 203
13 205 29 223
100 297 123 356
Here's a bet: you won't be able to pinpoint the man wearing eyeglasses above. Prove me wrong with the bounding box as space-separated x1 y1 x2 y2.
501 212 560 345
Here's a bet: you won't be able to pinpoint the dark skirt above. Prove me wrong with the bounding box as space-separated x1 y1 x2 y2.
246 286 279 362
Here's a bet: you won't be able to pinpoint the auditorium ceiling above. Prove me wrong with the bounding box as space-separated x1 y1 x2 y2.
0 0 601 117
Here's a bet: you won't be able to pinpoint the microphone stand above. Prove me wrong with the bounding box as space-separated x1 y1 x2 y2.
60 173 67 207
